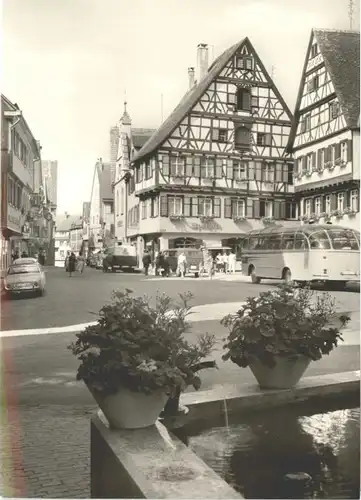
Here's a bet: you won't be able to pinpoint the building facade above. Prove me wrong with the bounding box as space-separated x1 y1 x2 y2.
288 29 360 230
127 39 296 261
88 160 115 251
54 214 80 267
113 103 155 249
1 94 54 269
42 160 58 217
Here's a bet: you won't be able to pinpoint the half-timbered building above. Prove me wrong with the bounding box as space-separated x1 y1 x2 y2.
128 39 296 258
287 29 360 230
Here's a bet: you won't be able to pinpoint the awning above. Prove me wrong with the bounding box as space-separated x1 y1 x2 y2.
294 173 353 192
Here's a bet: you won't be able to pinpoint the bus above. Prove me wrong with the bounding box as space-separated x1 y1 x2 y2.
241 224 360 289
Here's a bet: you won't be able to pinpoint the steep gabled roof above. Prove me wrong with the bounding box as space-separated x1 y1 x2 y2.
55 215 81 232
287 29 360 151
315 29 360 129
132 37 292 164
97 163 114 201
131 128 156 150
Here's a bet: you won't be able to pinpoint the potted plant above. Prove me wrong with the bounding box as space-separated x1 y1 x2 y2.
221 284 350 390
68 289 215 429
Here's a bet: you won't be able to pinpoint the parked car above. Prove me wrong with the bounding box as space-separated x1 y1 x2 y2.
166 248 204 277
4 262 46 297
103 245 138 273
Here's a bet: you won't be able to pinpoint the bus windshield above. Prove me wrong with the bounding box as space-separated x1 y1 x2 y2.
326 229 359 250
304 229 331 249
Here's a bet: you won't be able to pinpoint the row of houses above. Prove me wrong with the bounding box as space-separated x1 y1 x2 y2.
1 94 57 271
84 28 359 264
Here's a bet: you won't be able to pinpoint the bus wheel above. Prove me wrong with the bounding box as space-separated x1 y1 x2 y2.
283 268 293 283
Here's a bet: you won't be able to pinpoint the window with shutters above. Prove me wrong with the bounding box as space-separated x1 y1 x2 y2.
287 163 293 184
331 145 337 164
263 164 274 182
232 199 245 217
233 161 247 181
340 142 347 163
151 197 159 218
329 101 340 120
325 195 331 213
307 75 319 92
141 201 147 219
198 197 213 217
168 196 183 216
235 126 250 148
251 96 259 108
236 56 253 70
257 132 272 146
145 160 152 179
170 156 185 176
260 200 273 217
319 148 325 169
300 114 311 133
337 192 344 211
201 157 215 178
306 154 312 174
212 128 227 142
236 88 251 111
286 202 297 219
315 197 321 215
350 190 359 211
305 198 312 215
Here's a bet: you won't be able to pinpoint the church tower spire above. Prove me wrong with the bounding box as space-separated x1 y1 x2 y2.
121 100 131 126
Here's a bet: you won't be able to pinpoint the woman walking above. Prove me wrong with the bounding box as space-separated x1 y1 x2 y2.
77 252 85 274
68 252 76 277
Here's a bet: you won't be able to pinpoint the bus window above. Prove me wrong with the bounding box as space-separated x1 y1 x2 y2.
281 233 295 250
307 230 331 249
242 238 249 250
248 237 259 250
267 235 282 250
327 229 359 250
294 233 309 250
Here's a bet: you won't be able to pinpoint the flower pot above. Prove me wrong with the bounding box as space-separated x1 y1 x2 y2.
88 385 168 429
249 356 311 390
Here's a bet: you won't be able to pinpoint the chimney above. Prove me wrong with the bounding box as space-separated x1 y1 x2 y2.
188 67 195 89
196 43 209 83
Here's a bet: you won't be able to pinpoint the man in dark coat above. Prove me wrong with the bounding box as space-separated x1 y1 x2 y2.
142 251 152 276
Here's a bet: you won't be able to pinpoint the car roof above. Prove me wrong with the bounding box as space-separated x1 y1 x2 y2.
13 258 37 264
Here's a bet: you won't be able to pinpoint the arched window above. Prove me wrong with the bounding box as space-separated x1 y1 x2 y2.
236 88 251 111
235 126 251 149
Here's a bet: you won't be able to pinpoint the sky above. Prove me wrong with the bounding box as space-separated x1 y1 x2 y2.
2 0 360 214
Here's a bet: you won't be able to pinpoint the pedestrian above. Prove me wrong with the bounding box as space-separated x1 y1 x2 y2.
177 251 187 278
222 250 228 273
77 252 85 274
204 251 214 279
142 250 152 276
162 252 170 277
228 250 236 274
68 252 76 277
38 251 45 266
216 252 223 273
65 251 71 272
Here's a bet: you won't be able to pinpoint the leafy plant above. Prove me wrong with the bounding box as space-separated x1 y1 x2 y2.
68 289 216 396
222 284 350 369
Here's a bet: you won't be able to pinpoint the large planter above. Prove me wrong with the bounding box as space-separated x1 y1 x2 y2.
88 385 168 429
249 356 311 390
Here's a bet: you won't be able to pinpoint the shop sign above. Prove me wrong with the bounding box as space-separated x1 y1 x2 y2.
7 205 22 232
